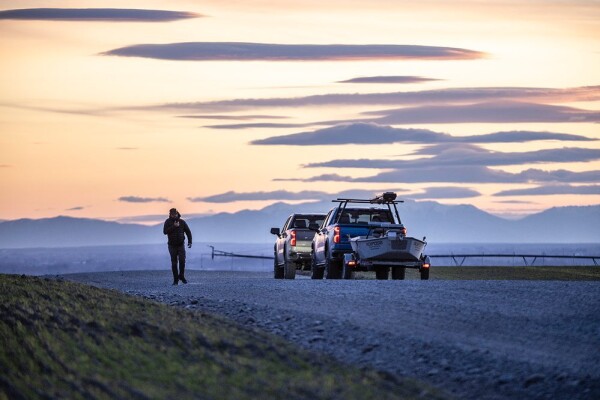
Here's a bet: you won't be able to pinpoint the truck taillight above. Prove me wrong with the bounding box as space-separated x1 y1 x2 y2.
401 227 407 235
290 230 297 246
334 226 341 244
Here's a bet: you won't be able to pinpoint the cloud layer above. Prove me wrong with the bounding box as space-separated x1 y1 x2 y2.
338 76 439 84
187 185 599 202
305 145 600 169
0 8 200 22
102 42 485 61
251 122 594 145
152 86 600 112
494 184 600 196
118 196 170 203
274 143 600 184
179 114 289 120
208 122 310 130
367 101 600 124
279 167 600 184
188 189 407 203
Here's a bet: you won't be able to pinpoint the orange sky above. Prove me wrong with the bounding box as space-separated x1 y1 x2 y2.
0 0 599 222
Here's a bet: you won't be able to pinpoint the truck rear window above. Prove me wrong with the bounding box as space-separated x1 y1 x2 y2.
291 214 325 229
338 209 393 224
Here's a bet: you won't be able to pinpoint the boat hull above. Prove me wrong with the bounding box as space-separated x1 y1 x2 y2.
350 236 425 261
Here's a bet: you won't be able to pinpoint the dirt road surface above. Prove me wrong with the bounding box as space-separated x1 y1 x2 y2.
63 270 600 400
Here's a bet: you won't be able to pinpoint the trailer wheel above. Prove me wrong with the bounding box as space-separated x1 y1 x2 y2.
310 253 324 280
274 251 283 279
391 267 406 280
420 255 431 280
375 266 389 280
283 249 296 280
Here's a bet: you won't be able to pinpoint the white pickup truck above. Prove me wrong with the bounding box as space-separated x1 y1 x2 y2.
270 213 326 279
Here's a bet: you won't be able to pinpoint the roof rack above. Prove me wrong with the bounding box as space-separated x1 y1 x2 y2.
332 192 403 205
331 192 404 224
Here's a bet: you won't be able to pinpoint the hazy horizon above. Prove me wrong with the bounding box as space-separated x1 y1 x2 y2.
2 242 599 276
1 198 599 226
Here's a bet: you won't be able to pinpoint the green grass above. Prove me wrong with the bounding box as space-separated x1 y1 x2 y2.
0 274 447 400
352 266 600 280
431 266 600 280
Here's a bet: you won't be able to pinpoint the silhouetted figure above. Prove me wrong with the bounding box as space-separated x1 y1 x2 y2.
163 208 192 285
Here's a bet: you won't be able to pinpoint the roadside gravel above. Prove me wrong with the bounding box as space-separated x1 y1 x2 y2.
63 270 600 400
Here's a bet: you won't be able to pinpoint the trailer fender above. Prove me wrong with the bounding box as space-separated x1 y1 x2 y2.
344 253 356 267
421 255 431 270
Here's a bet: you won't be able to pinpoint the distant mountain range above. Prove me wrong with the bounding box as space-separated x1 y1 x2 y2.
0 201 598 248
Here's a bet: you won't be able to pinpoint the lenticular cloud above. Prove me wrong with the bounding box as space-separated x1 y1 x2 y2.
102 42 485 61
0 8 200 22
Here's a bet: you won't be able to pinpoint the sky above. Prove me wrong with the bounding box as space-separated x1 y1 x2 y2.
0 0 599 223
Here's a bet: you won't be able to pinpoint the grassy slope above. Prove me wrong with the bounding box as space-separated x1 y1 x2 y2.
0 275 447 400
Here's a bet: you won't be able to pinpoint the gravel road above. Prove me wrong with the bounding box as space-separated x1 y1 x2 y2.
63 270 600 400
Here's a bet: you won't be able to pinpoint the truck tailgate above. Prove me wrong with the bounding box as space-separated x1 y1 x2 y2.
336 224 370 243
295 229 316 242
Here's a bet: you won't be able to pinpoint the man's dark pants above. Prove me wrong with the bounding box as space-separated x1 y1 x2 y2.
168 244 186 282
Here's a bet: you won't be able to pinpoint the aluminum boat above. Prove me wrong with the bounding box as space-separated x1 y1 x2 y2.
349 223 426 261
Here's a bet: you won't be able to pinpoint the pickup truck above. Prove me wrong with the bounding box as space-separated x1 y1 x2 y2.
270 213 326 279
310 192 430 280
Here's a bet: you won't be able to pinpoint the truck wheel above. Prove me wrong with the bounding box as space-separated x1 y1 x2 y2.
375 266 389 280
310 253 324 280
325 255 342 279
342 262 354 279
391 267 406 280
274 251 284 279
420 267 430 280
283 249 296 280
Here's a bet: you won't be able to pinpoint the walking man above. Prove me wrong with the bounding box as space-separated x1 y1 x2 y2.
163 208 192 285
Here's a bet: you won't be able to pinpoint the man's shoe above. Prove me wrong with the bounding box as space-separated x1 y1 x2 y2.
180 276 188 284
172 280 178 286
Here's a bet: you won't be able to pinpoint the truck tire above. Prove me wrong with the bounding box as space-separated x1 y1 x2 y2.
420 267 430 280
310 253 324 279
283 249 296 280
391 267 406 280
342 262 354 279
274 251 284 279
325 254 342 279
375 266 389 280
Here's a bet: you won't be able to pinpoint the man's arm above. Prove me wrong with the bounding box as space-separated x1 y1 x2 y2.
184 221 192 244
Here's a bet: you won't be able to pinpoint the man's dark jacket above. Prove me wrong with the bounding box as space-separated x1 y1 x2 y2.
163 216 192 246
